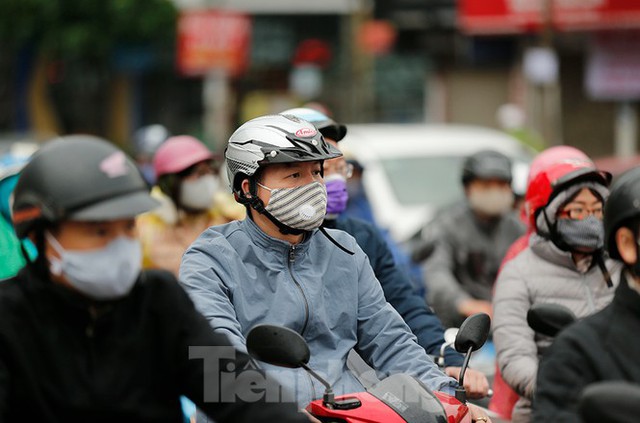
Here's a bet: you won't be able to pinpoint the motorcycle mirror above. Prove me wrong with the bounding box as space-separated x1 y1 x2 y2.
246 324 310 368
526 303 576 337
247 324 338 407
453 313 491 404
454 313 491 353
443 328 459 346
579 381 640 423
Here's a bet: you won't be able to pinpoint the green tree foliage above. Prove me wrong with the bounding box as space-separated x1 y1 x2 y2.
0 0 179 136
0 0 178 60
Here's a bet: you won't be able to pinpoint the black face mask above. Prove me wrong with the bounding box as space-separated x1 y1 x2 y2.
555 216 605 252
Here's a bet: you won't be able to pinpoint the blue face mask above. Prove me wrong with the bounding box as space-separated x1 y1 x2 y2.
46 233 142 300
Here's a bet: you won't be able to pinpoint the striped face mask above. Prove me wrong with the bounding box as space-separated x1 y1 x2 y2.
258 181 327 231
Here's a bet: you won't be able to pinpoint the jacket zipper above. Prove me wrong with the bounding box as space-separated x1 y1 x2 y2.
288 245 310 336
86 306 97 338
287 245 316 399
86 306 98 375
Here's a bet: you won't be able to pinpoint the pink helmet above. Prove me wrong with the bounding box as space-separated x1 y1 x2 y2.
153 136 213 178
527 145 590 186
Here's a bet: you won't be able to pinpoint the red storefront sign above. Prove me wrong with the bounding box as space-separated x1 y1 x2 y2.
458 0 640 35
177 10 251 77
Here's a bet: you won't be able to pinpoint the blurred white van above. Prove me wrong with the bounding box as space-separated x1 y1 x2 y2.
340 124 533 243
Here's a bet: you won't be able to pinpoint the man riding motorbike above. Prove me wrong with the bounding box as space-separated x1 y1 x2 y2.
178 114 491 422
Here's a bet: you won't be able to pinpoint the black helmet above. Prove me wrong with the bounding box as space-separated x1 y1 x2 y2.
604 166 640 260
462 150 513 185
13 135 159 238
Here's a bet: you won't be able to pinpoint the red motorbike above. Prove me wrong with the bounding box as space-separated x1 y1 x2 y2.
246 313 491 423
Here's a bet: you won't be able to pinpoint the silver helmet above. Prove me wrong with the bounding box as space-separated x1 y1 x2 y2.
225 114 341 195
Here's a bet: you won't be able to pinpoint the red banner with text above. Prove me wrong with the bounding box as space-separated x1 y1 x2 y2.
458 0 640 35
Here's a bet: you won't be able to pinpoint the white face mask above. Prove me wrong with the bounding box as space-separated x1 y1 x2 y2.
468 188 514 217
179 174 219 211
46 232 142 300
258 181 327 231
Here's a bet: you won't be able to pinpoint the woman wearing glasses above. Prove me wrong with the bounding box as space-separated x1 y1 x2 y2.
491 157 623 423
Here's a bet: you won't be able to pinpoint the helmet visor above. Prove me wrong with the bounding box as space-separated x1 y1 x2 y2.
69 190 160 221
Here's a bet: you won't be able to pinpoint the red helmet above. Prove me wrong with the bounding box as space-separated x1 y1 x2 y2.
520 146 591 226
525 158 611 230
527 146 590 187
153 136 213 178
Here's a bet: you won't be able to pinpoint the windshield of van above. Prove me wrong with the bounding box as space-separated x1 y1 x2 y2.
381 156 465 208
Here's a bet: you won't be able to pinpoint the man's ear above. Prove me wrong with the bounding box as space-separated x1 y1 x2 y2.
240 178 252 199
616 227 638 266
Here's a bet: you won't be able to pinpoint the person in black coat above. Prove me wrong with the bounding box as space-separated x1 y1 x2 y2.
2 135 307 423
534 166 640 422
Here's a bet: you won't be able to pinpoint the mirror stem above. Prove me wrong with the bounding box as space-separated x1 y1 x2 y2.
455 345 474 404
300 363 335 406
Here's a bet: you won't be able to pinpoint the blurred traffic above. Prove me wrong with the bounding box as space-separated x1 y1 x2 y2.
2 1 640 422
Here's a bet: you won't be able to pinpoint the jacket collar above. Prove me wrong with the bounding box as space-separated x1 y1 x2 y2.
615 271 640 319
241 216 313 256
530 234 594 272
464 203 501 234
20 264 126 314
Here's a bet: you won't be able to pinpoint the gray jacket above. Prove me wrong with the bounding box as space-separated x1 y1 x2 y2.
493 235 622 422
179 218 456 408
424 202 525 327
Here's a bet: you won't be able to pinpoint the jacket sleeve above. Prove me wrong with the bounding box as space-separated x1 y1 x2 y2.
424 232 472 317
166 278 308 423
370 228 464 367
352 250 458 395
492 259 538 399
179 240 247 352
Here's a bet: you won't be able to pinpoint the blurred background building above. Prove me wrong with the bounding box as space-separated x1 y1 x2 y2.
1 0 639 160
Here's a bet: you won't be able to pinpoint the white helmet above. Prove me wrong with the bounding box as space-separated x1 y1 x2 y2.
225 114 341 197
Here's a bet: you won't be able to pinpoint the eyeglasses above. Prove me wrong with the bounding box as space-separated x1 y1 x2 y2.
325 162 354 179
558 206 604 220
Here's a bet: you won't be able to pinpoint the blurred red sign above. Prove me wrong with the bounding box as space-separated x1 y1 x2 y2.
177 10 251 77
458 0 640 35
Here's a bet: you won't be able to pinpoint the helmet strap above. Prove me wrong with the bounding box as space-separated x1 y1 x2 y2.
543 209 571 251
594 250 614 288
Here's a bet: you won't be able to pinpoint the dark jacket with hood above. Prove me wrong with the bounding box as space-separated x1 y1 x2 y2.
533 272 640 422
0 265 306 423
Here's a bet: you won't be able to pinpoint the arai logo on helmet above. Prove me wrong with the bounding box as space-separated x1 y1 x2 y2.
295 127 317 138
